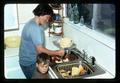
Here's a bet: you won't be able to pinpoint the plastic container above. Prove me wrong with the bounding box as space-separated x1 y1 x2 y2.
5 36 21 48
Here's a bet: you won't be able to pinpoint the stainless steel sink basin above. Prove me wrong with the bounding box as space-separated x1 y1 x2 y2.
50 61 105 79
49 49 106 79
49 51 82 65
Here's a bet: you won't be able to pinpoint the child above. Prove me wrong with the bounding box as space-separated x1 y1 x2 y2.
32 53 50 79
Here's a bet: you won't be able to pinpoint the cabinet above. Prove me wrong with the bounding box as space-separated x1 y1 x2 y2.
49 4 64 37
4 48 26 78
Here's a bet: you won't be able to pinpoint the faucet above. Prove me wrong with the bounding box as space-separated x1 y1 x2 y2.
89 56 96 67
81 49 96 68
82 50 88 61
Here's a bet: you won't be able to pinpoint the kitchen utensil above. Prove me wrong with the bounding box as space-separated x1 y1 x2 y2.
61 48 70 60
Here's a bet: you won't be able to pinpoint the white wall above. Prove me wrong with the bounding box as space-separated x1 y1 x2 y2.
63 19 115 78
17 4 37 24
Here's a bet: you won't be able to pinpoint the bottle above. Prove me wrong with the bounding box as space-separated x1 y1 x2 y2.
69 8 74 21
91 18 95 29
73 4 80 24
80 16 84 26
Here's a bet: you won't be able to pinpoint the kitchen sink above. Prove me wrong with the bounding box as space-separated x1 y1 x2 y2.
49 51 82 65
50 61 105 79
49 49 106 79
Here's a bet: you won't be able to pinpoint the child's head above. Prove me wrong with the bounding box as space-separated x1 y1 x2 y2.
36 53 50 74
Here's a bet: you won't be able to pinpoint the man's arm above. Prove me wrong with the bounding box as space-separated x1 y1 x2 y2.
36 45 64 56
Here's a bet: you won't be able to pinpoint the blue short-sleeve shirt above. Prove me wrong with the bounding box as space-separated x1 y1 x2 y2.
19 19 45 66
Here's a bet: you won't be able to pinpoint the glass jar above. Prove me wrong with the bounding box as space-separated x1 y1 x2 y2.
69 4 74 21
54 26 62 34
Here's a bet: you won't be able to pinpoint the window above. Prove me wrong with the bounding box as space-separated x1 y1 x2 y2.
4 4 19 31
93 4 115 38
66 4 115 38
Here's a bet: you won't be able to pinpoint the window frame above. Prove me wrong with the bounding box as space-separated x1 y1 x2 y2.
4 4 19 31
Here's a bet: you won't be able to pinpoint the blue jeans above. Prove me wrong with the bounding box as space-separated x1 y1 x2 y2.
20 63 36 79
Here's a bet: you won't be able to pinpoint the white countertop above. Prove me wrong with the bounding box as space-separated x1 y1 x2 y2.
86 72 114 79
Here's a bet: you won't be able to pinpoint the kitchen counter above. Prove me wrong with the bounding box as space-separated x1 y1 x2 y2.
4 36 114 79
45 36 114 79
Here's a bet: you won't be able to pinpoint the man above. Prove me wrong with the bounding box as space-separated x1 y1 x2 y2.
19 4 65 79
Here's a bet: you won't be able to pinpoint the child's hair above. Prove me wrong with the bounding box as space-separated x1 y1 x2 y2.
36 53 50 65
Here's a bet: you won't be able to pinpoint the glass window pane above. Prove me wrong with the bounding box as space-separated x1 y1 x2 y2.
66 4 115 38
93 4 115 37
4 4 19 30
77 4 93 25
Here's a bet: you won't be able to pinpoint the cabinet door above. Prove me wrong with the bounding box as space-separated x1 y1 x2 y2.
5 56 19 69
4 4 19 31
5 56 26 79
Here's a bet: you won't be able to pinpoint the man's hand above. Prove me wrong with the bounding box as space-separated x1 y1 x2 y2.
57 49 65 56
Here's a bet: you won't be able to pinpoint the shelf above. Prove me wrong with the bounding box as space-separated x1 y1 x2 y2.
51 7 63 10
53 20 64 23
49 4 63 10
49 32 63 36
49 4 63 37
